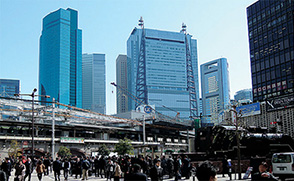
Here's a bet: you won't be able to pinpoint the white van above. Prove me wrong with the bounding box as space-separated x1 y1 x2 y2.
272 152 294 180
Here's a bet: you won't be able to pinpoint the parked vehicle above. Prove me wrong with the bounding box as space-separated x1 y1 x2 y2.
272 152 294 180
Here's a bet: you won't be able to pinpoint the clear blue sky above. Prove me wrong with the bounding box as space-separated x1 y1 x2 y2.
0 0 257 115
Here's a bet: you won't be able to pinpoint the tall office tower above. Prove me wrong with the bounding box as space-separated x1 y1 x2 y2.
127 23 200 119
200 58 230 126
82 53 106 114
234 88 253 102
116 54 129 114
39 8 82 107
247 0 294 102
0 79 20 97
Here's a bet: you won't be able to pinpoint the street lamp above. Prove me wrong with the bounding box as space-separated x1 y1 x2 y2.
15 88 50 158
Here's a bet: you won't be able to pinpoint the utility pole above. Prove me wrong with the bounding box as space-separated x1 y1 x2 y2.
52 98 55 158
231 105 241 180
14 88 50 158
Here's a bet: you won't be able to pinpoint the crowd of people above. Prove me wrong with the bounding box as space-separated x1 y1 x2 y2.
0 154 194 181
0 154 278 181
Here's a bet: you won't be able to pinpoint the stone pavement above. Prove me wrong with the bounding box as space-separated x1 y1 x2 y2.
9 170 250 181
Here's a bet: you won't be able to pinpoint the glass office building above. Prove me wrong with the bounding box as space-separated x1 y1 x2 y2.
200 58 230 126
247 0 294 102
116 54 129 114
82 53 106 114
0 79 20 97
234 88 253 102
127 28 200 119
39 8 82 107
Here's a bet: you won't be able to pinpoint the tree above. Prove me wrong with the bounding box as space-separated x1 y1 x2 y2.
57 146 72 158
114 137 134 156
98 144 110 156
8 140 22 159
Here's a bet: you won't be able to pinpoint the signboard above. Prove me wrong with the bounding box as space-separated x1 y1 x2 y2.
236 102 261 117
60 137 84 144
266 94 294 112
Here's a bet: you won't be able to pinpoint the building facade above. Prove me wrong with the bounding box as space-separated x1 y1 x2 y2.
247 0 294 102
82 53 106 114
200 58 230 126
127 27 200 119
234 88 253 102
116 54 129 114
0 79 20 97
39 8 82 107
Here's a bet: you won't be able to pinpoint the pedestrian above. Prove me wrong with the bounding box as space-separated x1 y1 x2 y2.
75 157 82 179
113 160 122 181
182 155 191 179
98 155 106 178
36 160 45 181
105 157 114 181
1 157 11 181
126 164 147 181
15 160 26 181
24 158 33 181
166 156 174 178
174 155 182 181
82 157 90 180
0 169 7 181
149 159 163 181
196 161 217 181
43 157 50 176
53 157 62 181
251 162 278 181
62 158 71 180
94 156 99 177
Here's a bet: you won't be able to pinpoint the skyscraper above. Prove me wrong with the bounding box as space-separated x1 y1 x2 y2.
127 26 200 119
116 54 129 114
39 8 82 107
82 53 106 114
0 79 20 97
234 88 253 102
200 58 230 126
247 0 294 102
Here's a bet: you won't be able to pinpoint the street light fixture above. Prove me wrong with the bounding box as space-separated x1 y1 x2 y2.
14 88 50 158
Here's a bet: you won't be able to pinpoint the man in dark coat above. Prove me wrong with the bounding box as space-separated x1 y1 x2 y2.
149 159 163 181
1 157 11 181
98 156 106 178
24 158 33 181
43 157 50 176
125 164 147 181
53 157 62 181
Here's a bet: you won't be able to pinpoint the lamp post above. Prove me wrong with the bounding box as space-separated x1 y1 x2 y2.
15 88 50 158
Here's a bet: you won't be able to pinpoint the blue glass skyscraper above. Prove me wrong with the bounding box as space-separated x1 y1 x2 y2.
127 27 200 119
82 53 106 114
200 58 230 126
39 8 82 107
234 88 253 102
0 79 20 97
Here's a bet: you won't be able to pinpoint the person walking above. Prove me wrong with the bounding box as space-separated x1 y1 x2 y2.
113 160 122 181
15 160 26 181
62 158 71 180
24 158 33 181
149 159 163 181
36 160 45 181
126 164 148 181
53 157 62 181
43 157 50 176
82 158 90 180
1 157 11 181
